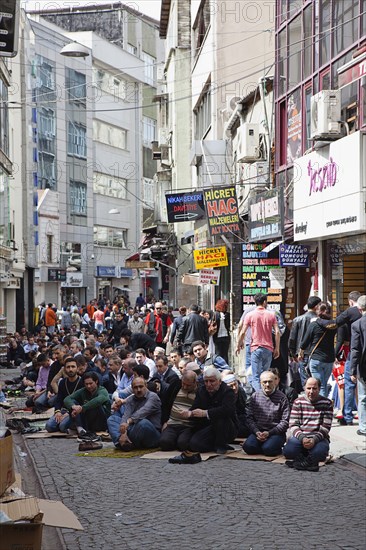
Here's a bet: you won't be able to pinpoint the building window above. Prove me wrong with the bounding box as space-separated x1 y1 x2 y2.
46 235 53 263
93 120 127 149
303 5 312 80
143 116 157 145
66 69 86 103
93 68 128 100
141 51 156 86
304 85 313 152
319 0 331 67
143 178 154 209
70 181 87 216
363 0 366 35
39 152 56 190
93 226 128 248
68 123 87 158
278 30 287 96
193 0 211 55
334 0 358 56
37 57 55 90
93 172 127 199
0 78 9 156
194 82 211 139
288 15 301 89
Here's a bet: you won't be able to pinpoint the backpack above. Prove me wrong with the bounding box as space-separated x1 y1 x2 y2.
146 312 157 340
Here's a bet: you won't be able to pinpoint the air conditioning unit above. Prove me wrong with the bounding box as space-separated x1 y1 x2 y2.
226 95 241 113
241 161 269 186
160 145 171 167
236 123 260 163
158 128 170 146
310 90 342 140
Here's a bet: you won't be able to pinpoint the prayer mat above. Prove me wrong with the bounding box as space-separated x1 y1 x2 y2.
8 408 54 421
24 430 72 439
224 451 281 461
140 450 222 461
76 447 160 458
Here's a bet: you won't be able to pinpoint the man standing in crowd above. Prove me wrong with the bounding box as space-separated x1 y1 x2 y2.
334 291 362 426
243 371 289 456
177 305 209 354
283 377 333 471
350 295 366 436
236 293 280 391
144 302 172 348
288 296 322 386
45 303 57 335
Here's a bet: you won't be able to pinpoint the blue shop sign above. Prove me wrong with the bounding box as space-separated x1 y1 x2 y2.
279 244 310 267
97 266 117 277
119 268 133 278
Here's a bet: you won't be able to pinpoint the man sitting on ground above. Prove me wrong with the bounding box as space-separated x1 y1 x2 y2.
243 371 289 456
64 372 111 438
46 357 82 433
116 377 161 450
160 371 198 451
169 367 238 464
283 377 333 471
222 372 249 438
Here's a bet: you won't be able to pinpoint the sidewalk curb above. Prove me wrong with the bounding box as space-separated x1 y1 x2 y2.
16 434 67 550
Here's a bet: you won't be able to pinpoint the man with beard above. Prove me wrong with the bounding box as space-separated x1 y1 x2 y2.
46 357 82 433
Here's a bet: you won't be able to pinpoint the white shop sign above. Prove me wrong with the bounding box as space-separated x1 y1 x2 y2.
61 273 84 288
293 131 366 240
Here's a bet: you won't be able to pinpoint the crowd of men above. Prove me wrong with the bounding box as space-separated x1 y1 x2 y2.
2 290 365 472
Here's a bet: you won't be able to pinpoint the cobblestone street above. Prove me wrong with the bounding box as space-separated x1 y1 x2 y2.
17 438 366 550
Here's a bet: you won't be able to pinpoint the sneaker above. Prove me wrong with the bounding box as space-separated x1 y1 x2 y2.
215 444 235 454
77 431 101 443
285 460 294 468
356 429 366 436
169 452 202 465
78 440 103 452
293 456 319 472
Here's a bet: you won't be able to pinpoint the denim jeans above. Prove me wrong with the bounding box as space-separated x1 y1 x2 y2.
298 359 309 388
127 419 160 448
250 347 273 391
245 344 252 385
343 357 357 424
107 409 124 445
243 433 286 456
309 359 333 398
357 378 366 432
46 412 72 433
283 436 329 462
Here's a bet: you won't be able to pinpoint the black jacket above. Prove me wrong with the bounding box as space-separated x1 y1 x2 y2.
288 311 317 357
350 315 366 381
130 332 157 353
177 312 209 347
108 319 127 343
213 311 231 341
336 306 362 347
300 320 337 363
191 382 238 426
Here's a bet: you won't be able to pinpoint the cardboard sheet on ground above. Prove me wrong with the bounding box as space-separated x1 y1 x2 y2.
7 409 54 421
224 451 281 461
24 431 72 439
140 450 221 461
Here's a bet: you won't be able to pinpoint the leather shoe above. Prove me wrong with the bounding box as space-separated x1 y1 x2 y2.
169 452 202 464
357 429 366 436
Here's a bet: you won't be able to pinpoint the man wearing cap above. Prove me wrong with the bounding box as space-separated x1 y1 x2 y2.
222 373 249 438
169 367 238 463
243 371 289 456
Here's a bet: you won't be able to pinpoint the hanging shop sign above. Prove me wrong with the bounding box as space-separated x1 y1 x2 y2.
165 192 205 223
287 89 302 164
0 0 19 57
199 269 221 285
248 188 283 242
279 244 310 267
203 186 240 237
242 243 283 309
61 273 84 288
269 268 286 289
293 131 366 241
338 53 366 88
48 269 67 282
194 246 228 269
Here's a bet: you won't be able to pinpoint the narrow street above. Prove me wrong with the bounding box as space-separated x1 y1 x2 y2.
14 435 366 550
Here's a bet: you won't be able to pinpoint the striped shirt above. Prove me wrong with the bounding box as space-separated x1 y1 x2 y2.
246 389 290 436
168 389 196 426
290 394 333 443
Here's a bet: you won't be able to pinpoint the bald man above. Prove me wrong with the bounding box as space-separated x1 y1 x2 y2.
243 371 290 456
283 377 333 471
160 371 198 451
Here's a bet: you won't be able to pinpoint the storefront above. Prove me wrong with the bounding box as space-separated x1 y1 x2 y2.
293 131 366 313
60 272 86 306
96 266 133 302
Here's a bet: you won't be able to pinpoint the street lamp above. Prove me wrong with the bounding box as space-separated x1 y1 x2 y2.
60 42 90 58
